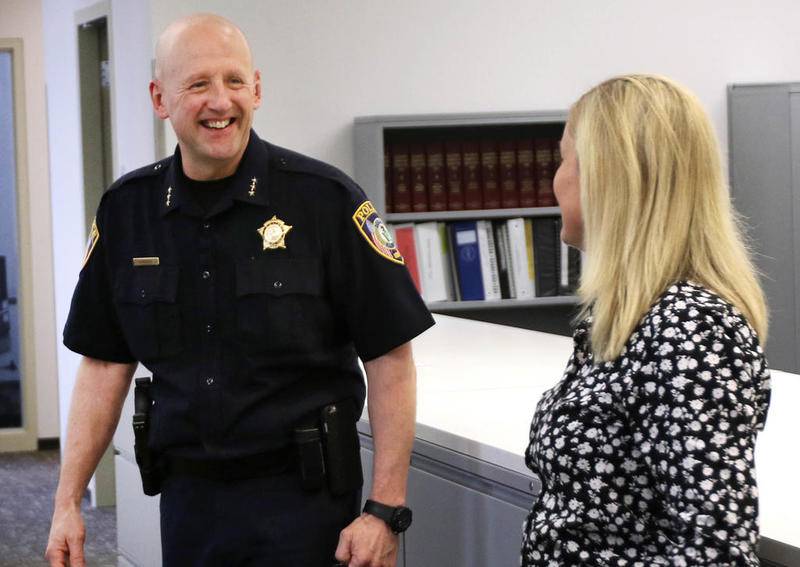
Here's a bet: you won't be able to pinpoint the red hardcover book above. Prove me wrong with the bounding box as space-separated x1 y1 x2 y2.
391 143 411 213
480 139 500 209
462 141 483 210
534 137 556 207
552 142 562 169
384 147 393 213
498 139 519 208
517 139 536 207
444 140 465 210
393 224 422 294
409 143 428 212
426 141 447 211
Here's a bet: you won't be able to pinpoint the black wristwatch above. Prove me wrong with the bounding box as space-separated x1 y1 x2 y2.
363 499 413 533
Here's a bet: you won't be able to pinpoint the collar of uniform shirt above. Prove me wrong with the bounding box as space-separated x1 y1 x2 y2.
159 128 271 218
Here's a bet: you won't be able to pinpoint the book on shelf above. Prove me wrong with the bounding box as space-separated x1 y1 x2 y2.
438 222 457 301
480 139 501 209
389 215 575 306
390 143 411 213
462 141 483 210
534 138 557 207
409 143 428 212
477 220 502 300
524 218 537 296
531 217 559 296
559 233 582 295
444 140 465 211
426 141 447 212
568 248 581 293
552 142 561 168
499 140 519 209
517 139 537 208
384 147 393 213
391 223 422 294
492 221 513 299
502 222 518 298
507 217 535 299
414 222 452 302
450 221 485 301
445 222 462 301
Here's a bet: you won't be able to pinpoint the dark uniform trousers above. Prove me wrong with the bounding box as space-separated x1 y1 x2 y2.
160 470 360 566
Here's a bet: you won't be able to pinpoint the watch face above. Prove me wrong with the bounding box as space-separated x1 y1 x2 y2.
391 507 413 533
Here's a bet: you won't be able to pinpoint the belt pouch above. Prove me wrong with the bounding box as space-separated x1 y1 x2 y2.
320 400 364 496
294 425 326 491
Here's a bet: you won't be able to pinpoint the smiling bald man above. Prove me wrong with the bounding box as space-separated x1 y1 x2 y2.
45 13 432 567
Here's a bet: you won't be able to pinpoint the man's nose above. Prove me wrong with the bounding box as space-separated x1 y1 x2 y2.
205 80 234 112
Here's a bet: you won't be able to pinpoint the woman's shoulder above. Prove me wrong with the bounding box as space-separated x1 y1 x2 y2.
625 281 771 430
638 281 758 347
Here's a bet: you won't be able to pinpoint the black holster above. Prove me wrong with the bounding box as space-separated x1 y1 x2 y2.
294 399 363 496
133 376 162 496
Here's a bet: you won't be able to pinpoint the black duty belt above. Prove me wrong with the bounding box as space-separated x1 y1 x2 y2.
163 446 295 482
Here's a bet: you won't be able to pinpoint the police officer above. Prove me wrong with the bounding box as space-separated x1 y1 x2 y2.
45 13 433 567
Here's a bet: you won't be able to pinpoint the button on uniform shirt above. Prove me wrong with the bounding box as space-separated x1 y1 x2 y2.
64 131 434 459
522 282 771 566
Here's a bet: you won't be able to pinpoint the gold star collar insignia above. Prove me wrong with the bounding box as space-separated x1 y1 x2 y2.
257 216 292 250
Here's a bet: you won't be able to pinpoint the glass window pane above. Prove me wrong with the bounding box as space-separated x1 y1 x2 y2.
0 50 22 428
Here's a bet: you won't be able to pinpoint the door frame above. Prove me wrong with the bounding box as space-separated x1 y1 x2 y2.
0 37 38 452
72 1 118 507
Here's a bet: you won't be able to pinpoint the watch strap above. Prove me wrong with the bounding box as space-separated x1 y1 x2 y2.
362 499 396 524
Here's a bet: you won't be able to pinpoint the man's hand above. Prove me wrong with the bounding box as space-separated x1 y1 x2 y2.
44 503 86 567
44 358 135 567
335 513 398 567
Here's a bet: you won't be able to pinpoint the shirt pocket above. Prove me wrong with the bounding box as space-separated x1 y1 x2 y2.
235 257 327 353
114 265 182 361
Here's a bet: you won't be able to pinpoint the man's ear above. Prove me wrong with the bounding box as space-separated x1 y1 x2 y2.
150 80 169 119
252 70 263 110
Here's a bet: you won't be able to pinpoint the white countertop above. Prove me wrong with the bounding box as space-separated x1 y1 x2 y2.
367 314 799 549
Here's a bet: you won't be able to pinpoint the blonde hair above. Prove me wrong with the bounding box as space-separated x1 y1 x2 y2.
570 74 767 361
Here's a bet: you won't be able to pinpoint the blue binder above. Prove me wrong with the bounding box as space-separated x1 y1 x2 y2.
450 222 485 301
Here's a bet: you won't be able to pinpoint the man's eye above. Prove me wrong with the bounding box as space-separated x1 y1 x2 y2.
190 81 207 89
229 78 244 86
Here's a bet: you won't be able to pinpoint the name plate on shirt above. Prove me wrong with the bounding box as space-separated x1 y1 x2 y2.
132 257 160 267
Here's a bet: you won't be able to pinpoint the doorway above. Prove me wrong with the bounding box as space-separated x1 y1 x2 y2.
75 6 116 507
78 15 113 231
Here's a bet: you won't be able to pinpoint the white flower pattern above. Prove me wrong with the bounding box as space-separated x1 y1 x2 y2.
522 282 771 566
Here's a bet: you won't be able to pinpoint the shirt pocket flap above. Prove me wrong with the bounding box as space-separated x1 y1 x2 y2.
115 265 180 305
236 257 322 297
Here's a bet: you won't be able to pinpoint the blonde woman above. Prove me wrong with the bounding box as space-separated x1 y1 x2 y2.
523 75 771 566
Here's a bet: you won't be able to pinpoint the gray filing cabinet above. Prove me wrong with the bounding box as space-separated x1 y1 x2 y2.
728 83 800 373
360 424 538 567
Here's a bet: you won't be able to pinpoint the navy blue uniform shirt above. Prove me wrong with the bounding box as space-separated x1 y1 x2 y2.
64 131 434 459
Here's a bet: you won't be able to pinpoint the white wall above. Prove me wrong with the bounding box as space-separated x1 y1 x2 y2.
41 1 800 441
1 0 59 439
151 0 800 177
43 0 154 442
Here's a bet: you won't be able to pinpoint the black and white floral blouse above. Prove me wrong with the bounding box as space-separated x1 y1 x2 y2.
523 282 771 566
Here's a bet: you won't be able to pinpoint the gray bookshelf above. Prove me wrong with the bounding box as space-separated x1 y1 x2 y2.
354 110 568 217
353 111 580 335
427 295 578 312
387 206 561 223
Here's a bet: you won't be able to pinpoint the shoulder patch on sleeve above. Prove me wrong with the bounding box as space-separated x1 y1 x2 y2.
352 201 404 265
82 218 100 269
